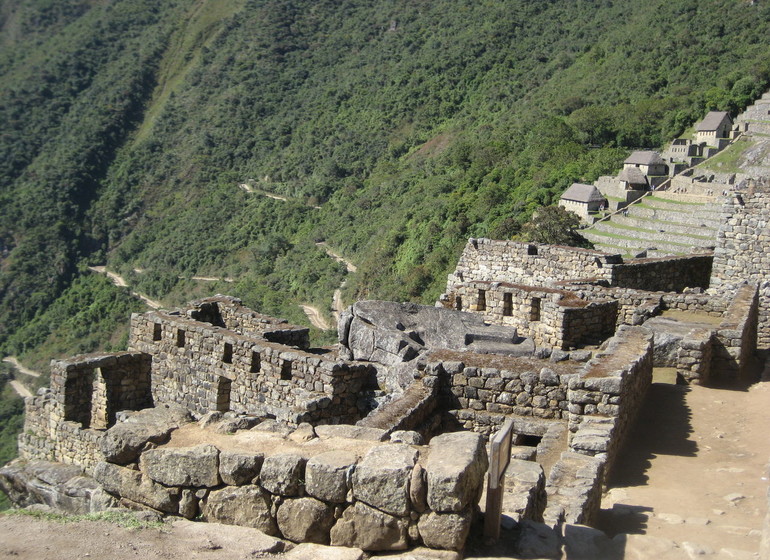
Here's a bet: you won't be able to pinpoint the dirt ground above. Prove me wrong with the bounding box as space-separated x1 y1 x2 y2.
595 369 770 556
0 516 289 560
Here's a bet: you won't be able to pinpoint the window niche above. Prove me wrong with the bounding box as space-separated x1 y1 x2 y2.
280 360 292 381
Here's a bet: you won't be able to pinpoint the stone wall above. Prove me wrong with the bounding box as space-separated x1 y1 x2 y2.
435 360 580 436
567 326 654 476
449 281 617 349
676 327 714 384
710 283 759 382
711 184 770 347
189 296 310 349
19 352 152 473
128 311 371 425
446 239 618 290
447 240 713 310
610 255 713 292
93 419 488 552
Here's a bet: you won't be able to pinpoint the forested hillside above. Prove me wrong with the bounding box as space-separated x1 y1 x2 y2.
1 0 769 377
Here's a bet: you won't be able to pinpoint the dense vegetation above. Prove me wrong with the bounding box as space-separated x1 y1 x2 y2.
0 0 769 471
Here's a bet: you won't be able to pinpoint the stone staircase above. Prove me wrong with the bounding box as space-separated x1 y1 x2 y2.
580 195 723 257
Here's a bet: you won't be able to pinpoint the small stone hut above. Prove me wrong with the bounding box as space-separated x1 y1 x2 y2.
559 183 606 220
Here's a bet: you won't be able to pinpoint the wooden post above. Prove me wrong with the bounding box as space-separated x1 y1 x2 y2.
484 416 515 542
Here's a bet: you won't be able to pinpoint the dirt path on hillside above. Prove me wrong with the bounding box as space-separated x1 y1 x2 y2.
298 304 330 331
2 357 40 378
89 267 163 310
316 242 357 272
8 380 32 398
238 182 288 202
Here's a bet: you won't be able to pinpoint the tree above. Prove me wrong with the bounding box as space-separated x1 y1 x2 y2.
518 205 589 247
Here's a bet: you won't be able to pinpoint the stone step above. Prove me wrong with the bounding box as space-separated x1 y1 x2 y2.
591 221 716 248
626 205 722 227
610 215 719 237
637 196 715 211
579 230 699 256
636 200 723 220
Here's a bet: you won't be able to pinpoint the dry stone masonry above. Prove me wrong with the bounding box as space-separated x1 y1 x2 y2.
3 181 770 556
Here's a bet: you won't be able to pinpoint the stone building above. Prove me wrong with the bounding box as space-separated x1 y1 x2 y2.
696 110 733 146
558 183 606 222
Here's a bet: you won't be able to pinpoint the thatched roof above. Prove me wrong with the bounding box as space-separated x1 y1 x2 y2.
696 111 732 132
624 150 665 166
617 167 648 186
560 183 605 203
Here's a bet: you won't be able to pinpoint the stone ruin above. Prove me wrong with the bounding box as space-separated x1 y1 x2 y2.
2 183 770 556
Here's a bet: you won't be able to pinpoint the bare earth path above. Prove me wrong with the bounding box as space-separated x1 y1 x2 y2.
0 516 287 560
298 303 331 331
2 357 40 378
89 266 163 309
596 375 770 558
299 244 358 330
8 380 32 398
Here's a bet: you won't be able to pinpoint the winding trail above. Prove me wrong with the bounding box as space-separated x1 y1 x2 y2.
238 183 287 201
316 242 357 272
2 357 40 378
88 267 163 309
9 380 32 398
298 304 331 331
298 244 357 330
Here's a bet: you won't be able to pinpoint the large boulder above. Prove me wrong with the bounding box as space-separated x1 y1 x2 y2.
142 444 221 487
0 460 113 514
100 405 193 465
352 444 417 516
201 485 278 535
424 431 488 513
330 501 409 551
93 461 180 514
305 450 358 503
338 301 524 369
276 497 336 543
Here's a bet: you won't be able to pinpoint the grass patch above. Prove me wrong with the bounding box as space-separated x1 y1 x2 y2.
597 221 714 240
645 195 705 206
697 137 758 174
3 508 167 530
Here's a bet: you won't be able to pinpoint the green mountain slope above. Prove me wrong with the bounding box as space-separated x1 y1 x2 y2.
1 0 770 369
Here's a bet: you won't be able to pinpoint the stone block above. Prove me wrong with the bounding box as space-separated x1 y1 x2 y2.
315 425 388 442
93 461 179 514
261 453 307 496
352 444 417 516
306 450 358 504
277 496 336 544
219 450 264 486
202 485 278 535
329 501 409 551
142 444 220 487
417 510 473 551
100 405 192 465
424 431 487 513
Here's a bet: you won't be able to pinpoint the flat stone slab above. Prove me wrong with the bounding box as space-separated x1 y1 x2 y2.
284 543 365 560
315 425 388 442
170 519 285 555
